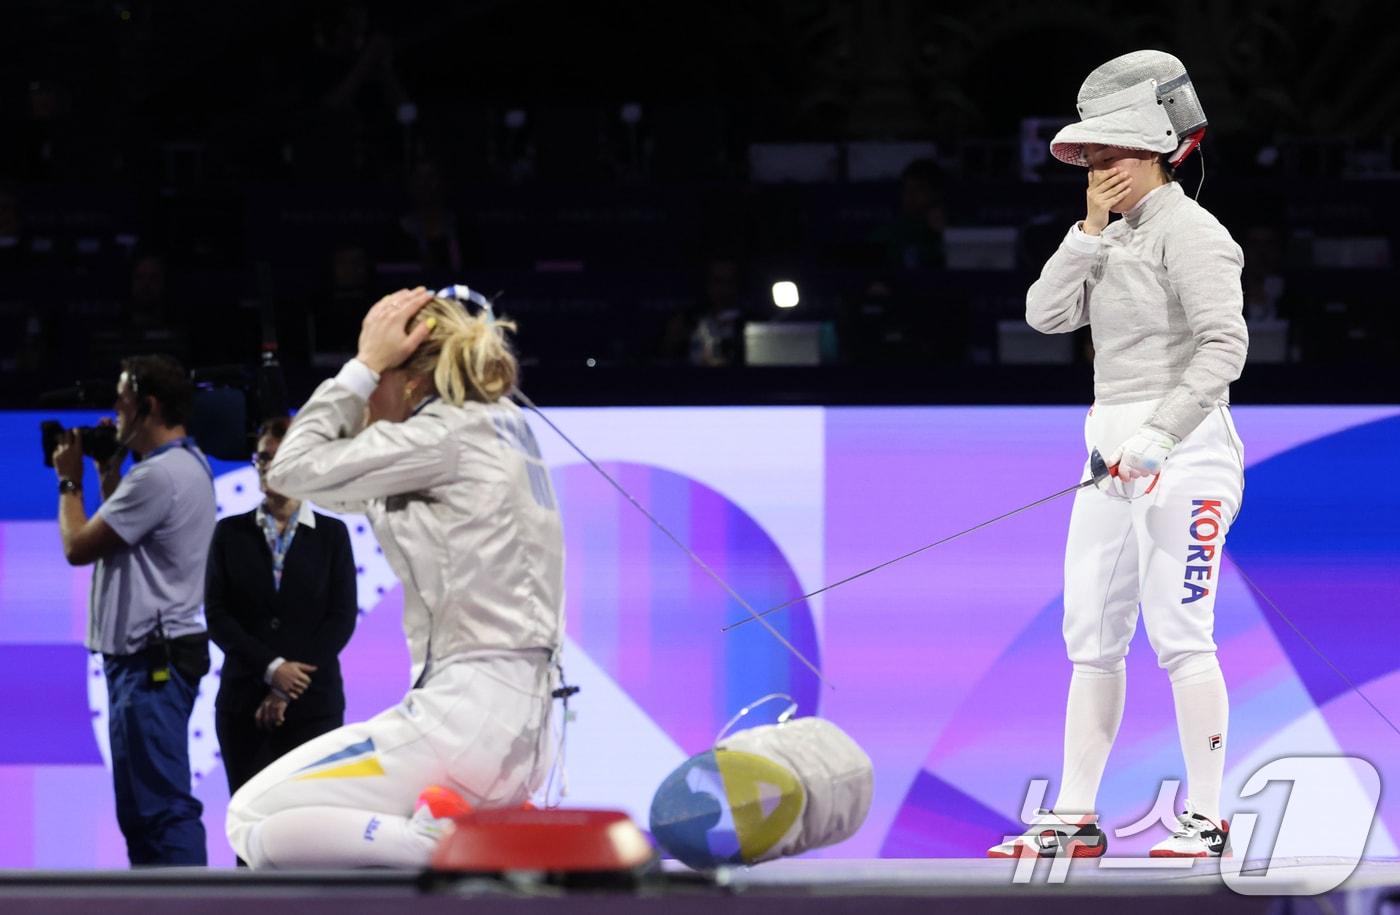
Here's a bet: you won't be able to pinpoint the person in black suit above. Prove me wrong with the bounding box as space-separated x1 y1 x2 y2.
206 416 359 813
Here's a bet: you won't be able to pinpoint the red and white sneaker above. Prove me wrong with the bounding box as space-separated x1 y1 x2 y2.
988 809 1107 859
409 785 474 843
415 785 474 820
1150 800 1231 857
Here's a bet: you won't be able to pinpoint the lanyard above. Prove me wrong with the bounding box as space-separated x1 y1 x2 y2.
144 436 214 481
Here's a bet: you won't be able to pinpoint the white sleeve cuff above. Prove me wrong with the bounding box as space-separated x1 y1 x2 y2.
1065 223 1104 255
264 657 286 685
334 359 380 400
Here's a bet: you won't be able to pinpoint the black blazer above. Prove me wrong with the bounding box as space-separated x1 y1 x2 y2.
205 508 358 720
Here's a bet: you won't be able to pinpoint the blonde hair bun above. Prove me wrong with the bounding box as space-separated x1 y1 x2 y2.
404 296 519 405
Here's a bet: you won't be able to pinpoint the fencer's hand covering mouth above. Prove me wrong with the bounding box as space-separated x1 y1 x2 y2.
1107 426 1178 481
1084 167 1131 235
355 287 435 374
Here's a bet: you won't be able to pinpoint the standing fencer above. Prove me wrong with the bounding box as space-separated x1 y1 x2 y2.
226 287 564 868
989 51 1246 859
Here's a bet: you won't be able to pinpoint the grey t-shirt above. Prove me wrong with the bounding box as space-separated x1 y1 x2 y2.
90 442 216 655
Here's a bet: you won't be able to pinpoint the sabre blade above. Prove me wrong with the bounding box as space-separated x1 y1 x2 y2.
513 389 833 689
722 460 1106 633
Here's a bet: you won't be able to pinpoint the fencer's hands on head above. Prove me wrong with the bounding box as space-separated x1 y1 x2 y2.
270 659 317 699
1107 426 1178 482
255 693 288 731
1083 167 1131 235
356 286 435 373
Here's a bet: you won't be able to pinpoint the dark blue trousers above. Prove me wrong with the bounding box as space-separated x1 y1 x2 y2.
104 654 207 866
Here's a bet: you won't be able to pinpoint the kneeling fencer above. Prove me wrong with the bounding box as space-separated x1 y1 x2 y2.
227 286 564 868
989 50 1247 860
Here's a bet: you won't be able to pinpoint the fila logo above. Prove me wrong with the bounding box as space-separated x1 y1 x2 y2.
1037 831 1061 850
364 816 381 842
1205 833 1225 850
1182 500 1223 604
1209 734 1223 751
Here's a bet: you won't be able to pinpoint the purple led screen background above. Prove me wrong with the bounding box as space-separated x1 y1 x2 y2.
0 405 1396 866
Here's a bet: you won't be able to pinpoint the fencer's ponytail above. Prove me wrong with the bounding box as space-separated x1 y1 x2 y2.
401 296 519 405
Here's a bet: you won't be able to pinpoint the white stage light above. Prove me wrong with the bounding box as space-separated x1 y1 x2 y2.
772 281 800 309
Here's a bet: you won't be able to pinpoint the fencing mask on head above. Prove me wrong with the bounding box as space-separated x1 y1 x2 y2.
1050 50 1207 168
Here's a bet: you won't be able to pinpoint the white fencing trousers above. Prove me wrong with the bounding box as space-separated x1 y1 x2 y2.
226 651 554 868
1062 399 1244 676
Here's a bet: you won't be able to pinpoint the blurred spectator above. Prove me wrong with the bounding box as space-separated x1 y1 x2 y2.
312 2 411 118
18 77 83 180
282 2 413 179
1241 225 1289 323
309 241 373 366
1241 224 1299 363
383 158 472 272
0 184 45 373
0 183 22 268
89 254 191 369
659 256 749 366
130 255 169 323
845 159 962 365
869 158 947 272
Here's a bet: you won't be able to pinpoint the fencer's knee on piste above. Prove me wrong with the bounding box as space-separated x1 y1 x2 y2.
225 786 265 868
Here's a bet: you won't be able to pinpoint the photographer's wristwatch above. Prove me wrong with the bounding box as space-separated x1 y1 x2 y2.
58 478 82 495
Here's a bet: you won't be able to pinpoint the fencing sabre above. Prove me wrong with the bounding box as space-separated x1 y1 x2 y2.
510 386 833 689
433 284 827 687
513 385 1400 745
723 449 1117 633
466 285 1390 730
427 286 825 815
712 441 1400 743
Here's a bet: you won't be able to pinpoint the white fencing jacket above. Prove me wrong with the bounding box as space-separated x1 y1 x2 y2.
1026 182 1248 442
268 360 564 685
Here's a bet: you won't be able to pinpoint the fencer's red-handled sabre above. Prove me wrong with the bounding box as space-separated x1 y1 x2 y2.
721 449 1119 634
522 399 1400 737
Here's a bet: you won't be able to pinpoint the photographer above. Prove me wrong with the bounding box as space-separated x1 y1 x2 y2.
53 354 215 866
205 415 358 859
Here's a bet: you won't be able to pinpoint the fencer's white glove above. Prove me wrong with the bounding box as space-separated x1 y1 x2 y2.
1107 426 1178 481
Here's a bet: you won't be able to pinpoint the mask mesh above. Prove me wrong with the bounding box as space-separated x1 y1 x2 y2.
1077 50 1206 137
